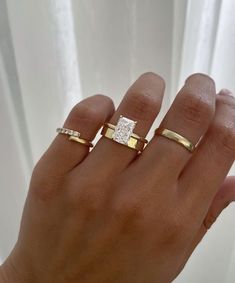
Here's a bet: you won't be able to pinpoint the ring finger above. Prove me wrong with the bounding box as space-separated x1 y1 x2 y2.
137 73 216 181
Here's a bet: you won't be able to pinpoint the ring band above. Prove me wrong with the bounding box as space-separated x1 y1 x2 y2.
101 116 148 152
56 127 93 147
154 128 195 152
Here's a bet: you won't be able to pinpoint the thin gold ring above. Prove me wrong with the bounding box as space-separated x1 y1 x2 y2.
56 127 93 148
154 128 195 152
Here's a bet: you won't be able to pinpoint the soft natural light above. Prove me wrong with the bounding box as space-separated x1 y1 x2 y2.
1 1 235 282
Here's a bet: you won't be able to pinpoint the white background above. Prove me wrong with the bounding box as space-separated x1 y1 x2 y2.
0 0 235 282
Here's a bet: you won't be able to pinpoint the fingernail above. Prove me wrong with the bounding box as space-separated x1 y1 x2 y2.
219 89 234 98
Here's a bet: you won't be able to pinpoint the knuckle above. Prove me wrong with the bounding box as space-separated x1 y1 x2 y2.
168 216 184 236
126 89 161 121
161 205 191 247
111 197 146 233
210 121 235 155
179 90 214 125
69 103 104 126
211 95 235 155
74 189 102 217
30 161 63 201
67 179 103 216
161 216 187 247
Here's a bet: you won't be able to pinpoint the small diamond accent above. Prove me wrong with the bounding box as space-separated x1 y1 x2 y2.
113 116 136 144
57 128 81 138
73 131 80 137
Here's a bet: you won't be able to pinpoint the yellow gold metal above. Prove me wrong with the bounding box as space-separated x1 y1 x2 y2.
69 136 93 147
56 127 93 147
155 128 195 152
101 124 147 152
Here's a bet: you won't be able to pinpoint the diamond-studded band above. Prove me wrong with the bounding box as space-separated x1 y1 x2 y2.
56 127 80 137
101 116 148 152
154 127 195 152
56 127 93 147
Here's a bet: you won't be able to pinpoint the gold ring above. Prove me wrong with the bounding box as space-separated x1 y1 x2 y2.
155 128 195 152
101 115 148 152
56 127 93 147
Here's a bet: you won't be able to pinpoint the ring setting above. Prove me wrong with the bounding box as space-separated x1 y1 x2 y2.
101 115 148 152
56 127 93 147
113 116 137 145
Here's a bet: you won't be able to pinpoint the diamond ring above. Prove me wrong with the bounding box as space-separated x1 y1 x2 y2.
101 116 148 152
56 127 93 147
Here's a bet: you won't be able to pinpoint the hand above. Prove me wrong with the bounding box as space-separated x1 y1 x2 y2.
1 73 235 283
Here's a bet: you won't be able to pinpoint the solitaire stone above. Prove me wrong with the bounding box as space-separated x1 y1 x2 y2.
113 116 136 145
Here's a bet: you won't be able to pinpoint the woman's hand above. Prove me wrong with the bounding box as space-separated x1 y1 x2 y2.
1 73 235 283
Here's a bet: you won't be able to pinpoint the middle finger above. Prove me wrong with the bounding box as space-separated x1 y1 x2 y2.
75 72 165 178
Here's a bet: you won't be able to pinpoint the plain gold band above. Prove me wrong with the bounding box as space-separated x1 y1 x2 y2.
101 125 147 152
155 128 195 152
69 136 93 147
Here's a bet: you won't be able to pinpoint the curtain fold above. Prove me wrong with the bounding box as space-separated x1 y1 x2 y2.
0 1 234 281
0 51 28 260
6 0 84 162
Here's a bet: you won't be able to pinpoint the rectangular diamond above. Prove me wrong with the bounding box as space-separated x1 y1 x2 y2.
113 116 136 144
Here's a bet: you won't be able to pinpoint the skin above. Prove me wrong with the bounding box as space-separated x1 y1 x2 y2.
0 72 235 283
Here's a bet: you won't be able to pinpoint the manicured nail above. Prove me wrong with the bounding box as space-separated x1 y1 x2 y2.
219 89 234 97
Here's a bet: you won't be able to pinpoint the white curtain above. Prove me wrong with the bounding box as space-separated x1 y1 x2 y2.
0 0 234 282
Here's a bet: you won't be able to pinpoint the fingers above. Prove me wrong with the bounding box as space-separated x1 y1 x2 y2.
78 72 165 178
137 73 216 180
35 95 114 177
180 90 235 217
